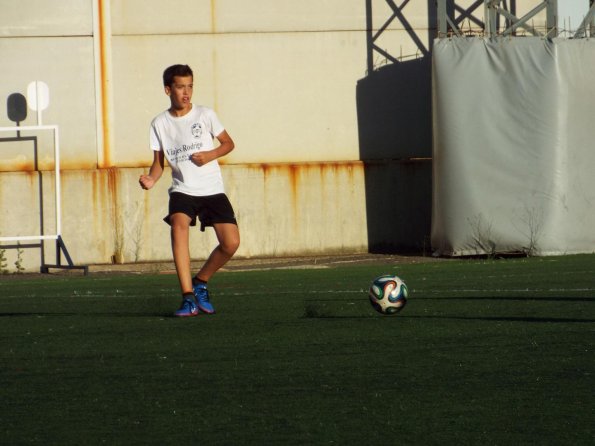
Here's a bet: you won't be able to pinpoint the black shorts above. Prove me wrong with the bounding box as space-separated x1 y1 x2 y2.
164 192 237 232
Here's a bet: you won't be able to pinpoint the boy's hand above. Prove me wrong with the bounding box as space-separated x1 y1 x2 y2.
139 174 155 190
191 151 214 166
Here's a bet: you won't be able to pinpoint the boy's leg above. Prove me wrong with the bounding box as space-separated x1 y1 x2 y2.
193 222 239 315
195 222 240 282
170 212 194 294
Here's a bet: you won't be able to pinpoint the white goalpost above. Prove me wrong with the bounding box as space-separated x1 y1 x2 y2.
0 81 87 273
0 124 62 243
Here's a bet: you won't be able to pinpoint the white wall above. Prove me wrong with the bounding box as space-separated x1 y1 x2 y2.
0 0 442 271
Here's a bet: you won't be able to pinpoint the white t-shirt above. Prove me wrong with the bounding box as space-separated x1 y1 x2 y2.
150 104 226 196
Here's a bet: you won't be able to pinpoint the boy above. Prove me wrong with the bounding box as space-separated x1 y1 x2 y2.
139 64 240 317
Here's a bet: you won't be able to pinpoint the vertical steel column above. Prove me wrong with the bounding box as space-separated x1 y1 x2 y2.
485 0 500 36
437 0 447 36
573 3 595 38
546 0 558 36
366 0 373 73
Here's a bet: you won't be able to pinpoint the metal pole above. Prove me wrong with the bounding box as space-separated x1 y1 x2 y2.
573 4 595 38
546 0 558 37
366 0 373 73
437 0 447 36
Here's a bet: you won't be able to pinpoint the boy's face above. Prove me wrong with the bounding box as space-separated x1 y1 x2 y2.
165 75 193 111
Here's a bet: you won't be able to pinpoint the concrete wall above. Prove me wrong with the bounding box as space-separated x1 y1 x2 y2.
0 0 472 271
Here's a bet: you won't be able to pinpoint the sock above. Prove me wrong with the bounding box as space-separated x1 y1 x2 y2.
183 292 195 300
192 276 208 287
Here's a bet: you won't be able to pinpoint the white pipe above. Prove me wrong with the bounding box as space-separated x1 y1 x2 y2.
0 235 59 242
54 126 61 236
0 125 57 132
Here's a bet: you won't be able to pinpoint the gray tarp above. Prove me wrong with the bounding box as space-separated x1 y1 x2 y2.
431 37 595 256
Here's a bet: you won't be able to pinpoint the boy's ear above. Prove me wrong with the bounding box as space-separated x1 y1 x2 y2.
164 85 171 96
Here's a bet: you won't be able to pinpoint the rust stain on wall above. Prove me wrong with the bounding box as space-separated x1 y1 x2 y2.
25 170 38 190
258 162 299 200
98 0 112 168
107 167 124 261
210 0 217 33
0 160 33 172
245 161 364 220
106 166 119 208
88 168 119 235
90 169 101 208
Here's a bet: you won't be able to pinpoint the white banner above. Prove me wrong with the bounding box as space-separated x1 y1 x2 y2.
432 37 595 256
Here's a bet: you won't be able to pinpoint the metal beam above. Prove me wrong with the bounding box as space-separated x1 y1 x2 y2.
573 4 595 38
501 1 548 37
438 0 447 35
436 1 578 39
367 0 433 70
546 0 558 36
437 0 483 36
485 0 500 36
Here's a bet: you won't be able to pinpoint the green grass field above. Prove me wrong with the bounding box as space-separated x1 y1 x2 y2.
1 255 594 445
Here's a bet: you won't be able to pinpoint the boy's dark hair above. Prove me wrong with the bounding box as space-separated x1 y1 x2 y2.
163 64 193 87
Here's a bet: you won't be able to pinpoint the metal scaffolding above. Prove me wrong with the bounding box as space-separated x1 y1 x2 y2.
365 0 434 73
437 0 595 38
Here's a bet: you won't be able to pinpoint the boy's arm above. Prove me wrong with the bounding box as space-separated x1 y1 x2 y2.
139 150 165 190
191 130 235 166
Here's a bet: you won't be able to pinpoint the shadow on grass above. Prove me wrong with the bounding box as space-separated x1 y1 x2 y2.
0 312 176 318
418 296 595 302
3 310 594 324
403 315 595 323
302 314 595 323
309 297 595 302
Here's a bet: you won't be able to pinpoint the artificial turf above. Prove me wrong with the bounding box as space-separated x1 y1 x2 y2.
0 255 593 445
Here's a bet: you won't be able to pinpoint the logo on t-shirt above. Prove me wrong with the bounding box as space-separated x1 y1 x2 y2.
191 123 203 138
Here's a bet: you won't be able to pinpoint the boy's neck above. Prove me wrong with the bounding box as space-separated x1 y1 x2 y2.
168 104 192 117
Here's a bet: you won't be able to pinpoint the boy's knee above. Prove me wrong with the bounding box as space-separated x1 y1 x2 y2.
222 236 240 256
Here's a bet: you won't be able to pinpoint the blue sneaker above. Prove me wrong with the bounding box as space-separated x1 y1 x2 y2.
194 283 215 314
174 297 199 317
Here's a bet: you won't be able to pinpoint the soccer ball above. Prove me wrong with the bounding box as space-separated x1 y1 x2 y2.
369 274 409 315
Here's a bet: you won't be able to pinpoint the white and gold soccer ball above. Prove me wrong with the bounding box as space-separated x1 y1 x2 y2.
369 274 409 315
